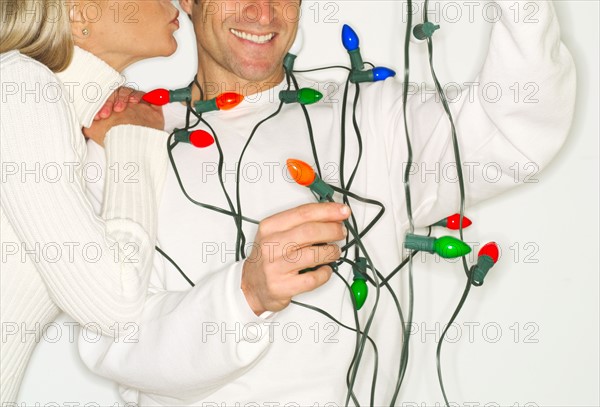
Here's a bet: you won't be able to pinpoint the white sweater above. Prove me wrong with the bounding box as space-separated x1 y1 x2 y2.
80 1 575 405
0 48 168 402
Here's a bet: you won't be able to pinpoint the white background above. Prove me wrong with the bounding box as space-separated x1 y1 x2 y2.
17 1 599 405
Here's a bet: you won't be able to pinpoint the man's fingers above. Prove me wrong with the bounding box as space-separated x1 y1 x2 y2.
285 244 341 274
260 203 350 236
272 222 346 250
288 265 334 296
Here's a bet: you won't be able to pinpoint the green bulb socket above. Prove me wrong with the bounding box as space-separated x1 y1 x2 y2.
308 177 334 201
170 87 192 103
351 279 368 310
404 234 435 253
430 217 448 228
413 22 441 40
348 48 365 71
349 69 374 84
194 98 218 113
471 255 495 286
404 234 471 259
173 129 190 143
352 257 367 280
283 53 297 71
279 89 323 105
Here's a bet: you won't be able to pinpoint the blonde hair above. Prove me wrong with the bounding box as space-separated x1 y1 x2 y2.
0 0 74 72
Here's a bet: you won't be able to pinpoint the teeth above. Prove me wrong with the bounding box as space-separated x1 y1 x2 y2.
230 29 274 44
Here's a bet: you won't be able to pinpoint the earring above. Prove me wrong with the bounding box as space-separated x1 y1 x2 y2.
82 28 89 36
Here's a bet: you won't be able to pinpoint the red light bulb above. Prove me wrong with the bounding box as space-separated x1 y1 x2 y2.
446 213 472 229
189 130 214 148
478 242 499 263
471 241 500 286
287 159 316 186
215 92 244 110
142 89 170 106
430 213 473 229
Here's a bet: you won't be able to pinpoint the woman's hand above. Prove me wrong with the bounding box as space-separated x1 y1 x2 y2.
84 102 165 146
94 87 144 121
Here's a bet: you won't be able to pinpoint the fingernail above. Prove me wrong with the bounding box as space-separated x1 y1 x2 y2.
342 226 348 237
340 205 350 216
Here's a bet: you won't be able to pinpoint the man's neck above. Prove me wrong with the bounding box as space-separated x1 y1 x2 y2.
192 67 284 101
191 66 285 102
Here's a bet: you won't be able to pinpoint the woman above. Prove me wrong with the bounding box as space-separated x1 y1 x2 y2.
0 0 180 401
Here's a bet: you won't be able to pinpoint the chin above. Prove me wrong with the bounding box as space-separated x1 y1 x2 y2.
236 61 283 83
164 38 179 56
153 38 179 58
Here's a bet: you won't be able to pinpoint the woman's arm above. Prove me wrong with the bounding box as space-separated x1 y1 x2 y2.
0 53 168 335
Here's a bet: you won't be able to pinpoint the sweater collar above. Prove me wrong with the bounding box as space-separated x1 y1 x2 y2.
56 46 125 129
197 77 306 119
163 75 315 128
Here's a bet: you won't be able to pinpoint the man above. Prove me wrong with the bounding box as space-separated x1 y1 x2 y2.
80 0 575 405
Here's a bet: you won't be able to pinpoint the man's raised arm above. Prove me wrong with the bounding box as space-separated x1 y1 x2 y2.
376 0 576 227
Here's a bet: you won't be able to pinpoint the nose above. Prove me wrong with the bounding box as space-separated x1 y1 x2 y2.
242 0 275 26
163 0 177 15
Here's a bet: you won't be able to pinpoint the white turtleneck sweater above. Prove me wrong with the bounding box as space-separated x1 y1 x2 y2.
79 1 576 405
0 48 168 402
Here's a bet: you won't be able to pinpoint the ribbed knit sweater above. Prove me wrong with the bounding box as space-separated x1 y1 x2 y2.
0 47 168 402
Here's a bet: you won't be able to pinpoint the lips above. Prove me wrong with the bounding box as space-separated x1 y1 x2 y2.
170 10 180 27
230 28 275 44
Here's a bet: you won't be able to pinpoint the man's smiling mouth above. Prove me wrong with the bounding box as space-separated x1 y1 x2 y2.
230 29 276 44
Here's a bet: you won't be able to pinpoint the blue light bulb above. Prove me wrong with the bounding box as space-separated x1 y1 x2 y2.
342 24 360 51
372 67 396 81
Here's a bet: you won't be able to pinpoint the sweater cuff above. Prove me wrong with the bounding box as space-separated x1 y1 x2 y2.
57 46 125 129
230 261 279 325
101 125 169 238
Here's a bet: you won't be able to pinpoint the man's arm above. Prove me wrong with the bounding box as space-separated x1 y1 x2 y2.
379 0 576 227
79 139 349 402
78 260 273 403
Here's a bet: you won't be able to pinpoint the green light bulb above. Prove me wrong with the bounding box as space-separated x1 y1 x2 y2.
279 89 323 105
404 234 472 259
298 88 323 105
433 236 471 258
351 278 368 310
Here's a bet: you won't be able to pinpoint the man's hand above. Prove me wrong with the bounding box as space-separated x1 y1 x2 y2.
94 87 144 121
241 202 351 316
84 102 165 146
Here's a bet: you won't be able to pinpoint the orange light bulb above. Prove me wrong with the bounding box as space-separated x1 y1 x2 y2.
286 159 316 186
215 92 244 110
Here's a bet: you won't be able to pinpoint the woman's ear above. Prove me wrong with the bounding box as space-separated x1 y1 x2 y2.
68 2 88 43
179 0 194 16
